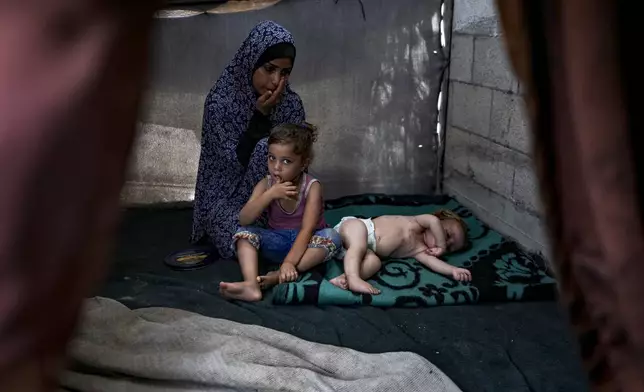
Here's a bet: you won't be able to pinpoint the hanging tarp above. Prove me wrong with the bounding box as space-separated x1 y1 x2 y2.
125 0 448 203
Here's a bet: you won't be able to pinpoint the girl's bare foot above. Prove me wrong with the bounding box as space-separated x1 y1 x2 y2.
257 271 280 289
219 281 262 302
346 275 381 295
329 273 348 290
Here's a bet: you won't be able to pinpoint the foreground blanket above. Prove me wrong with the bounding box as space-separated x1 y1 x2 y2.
60 297 462 392
273 194 555 307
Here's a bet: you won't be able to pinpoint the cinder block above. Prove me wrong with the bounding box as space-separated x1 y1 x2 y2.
448 81 492 137
502 201 548 250
453 0 501 36
467 134 515 196
513 163 541 213
511 79 520 94
444 126 470 175
473 37 517 92
445 171 507 219
490 90 531 153
490 90 511 143
449 34 474 83
509 99 530 152
444 173 549 255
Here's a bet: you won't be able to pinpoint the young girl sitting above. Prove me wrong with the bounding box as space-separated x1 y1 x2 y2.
219 123 341 302
330 209 472 295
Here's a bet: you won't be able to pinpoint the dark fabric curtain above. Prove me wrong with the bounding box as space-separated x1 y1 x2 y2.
496 1 644 390
0 1 159 389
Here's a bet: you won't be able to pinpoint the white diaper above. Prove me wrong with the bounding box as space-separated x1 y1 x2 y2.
333 216 377 257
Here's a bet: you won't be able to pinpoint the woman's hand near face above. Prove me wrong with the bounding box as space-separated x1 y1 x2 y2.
256 77 286 115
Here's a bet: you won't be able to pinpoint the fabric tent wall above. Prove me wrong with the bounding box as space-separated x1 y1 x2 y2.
122 0 448 204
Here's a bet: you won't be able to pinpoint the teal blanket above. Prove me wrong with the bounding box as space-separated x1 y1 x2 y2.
272 194 555 307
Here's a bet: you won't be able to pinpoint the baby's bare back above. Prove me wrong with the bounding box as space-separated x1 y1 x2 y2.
372 215 433 258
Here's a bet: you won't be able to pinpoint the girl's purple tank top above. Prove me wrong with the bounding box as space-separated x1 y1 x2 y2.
267 173 326 230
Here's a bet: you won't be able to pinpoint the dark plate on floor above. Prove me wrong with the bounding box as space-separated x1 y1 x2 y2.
164 246 215 271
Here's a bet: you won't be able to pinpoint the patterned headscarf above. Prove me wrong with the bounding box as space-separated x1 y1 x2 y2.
191 21 306 257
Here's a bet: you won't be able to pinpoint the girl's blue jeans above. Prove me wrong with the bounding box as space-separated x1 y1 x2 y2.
232 226 341 264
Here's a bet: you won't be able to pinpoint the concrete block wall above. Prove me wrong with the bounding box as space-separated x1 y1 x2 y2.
444 0 548 256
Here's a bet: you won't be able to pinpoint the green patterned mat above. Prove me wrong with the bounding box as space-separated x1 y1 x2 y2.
272 194 555 307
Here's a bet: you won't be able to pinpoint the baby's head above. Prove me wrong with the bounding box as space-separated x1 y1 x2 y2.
433 209 469 253
267 122 318 182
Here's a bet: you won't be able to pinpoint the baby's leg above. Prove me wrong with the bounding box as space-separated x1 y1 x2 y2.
331 249 381 291
338 219 380 295
361 250 382 279
220 228 264 301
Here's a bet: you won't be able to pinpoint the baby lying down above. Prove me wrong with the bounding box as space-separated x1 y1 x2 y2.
330 210 472 295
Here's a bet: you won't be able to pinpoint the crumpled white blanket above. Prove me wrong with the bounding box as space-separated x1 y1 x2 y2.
60 297 462 392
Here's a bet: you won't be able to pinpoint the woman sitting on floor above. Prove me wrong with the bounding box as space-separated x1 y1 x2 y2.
220 123 342 302
191 21 306 259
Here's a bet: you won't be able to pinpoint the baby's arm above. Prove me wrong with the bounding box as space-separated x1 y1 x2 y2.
284 182 323 266
238 178 271 226
414 252 472 282
414 214 446 250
